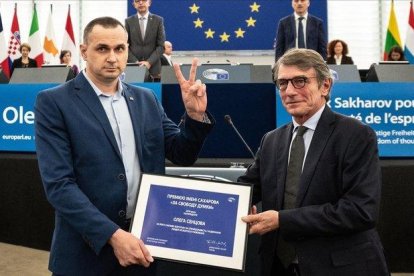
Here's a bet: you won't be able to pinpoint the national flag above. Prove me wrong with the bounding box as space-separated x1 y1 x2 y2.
61 5 78 68
384 0 402 60
28 4 44 67
7 5 21 61
404 0 414 63
43 5 59 64
0 11 11 79
143 0 327 51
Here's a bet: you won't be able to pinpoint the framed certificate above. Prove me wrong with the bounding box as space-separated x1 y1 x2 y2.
130 173 253 271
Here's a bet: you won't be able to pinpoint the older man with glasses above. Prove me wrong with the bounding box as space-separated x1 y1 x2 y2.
240 48 389 276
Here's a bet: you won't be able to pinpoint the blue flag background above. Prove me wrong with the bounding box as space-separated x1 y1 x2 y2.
127 0 327 51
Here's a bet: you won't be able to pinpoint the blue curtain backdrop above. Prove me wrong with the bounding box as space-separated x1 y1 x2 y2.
127 0 327 51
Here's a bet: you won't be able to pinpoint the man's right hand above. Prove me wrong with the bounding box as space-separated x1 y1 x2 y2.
108 228 154 267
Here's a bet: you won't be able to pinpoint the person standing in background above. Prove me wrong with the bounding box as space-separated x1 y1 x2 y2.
241 49 388 276
126 0 165 80
326 39 354 65
60 50 80 76
275 0 326 61
160 41 173 66
11 43 37 75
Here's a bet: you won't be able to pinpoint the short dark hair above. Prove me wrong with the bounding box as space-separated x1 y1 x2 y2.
59 50 71 63
83 16 126 44
273 48 333 100
328 39 349 57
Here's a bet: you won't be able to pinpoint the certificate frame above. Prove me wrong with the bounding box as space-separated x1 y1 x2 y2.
130 173 252 271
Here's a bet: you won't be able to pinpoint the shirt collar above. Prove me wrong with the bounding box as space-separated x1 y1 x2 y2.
82 70 124 98
291 105 325 132
294 12 308 20
138 12 149 19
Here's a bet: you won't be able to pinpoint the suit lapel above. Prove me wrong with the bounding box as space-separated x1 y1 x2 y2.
74 74 122 160
289 15 296 42
122 85 143 167
305 16 314 46
276 124 293 210
144 14 154 42
297 107 336 206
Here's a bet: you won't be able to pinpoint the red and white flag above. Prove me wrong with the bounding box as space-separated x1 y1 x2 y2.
28 4 44 67
7 5 21 62
61 5 78 68
0 11 11 78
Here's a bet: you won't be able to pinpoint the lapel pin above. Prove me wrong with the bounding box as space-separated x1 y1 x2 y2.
129 97 134 101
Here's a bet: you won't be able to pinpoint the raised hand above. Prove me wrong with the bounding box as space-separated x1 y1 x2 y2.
173 58 207 122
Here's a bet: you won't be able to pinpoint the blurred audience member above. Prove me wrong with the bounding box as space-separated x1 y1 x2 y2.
12 43 37 74
126 0 165 80
60 50 79 76
275 0 327 61
327 39 354 65
160 41 173 66
387 45 406 61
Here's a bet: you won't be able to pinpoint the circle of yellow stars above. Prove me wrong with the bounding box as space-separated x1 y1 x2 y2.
189 2 260 43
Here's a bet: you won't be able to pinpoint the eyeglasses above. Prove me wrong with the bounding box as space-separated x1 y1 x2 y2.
275 76 317 91
134 0 148 3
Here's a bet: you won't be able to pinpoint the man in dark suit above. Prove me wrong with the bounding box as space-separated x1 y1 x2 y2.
35 16 213 275
160 41 173 66
126 0 165 79
241 49 388 276
275 0 327 61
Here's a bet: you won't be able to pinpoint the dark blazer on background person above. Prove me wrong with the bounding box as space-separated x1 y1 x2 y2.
275 14 327 61
160 54 172 66
11 57 37 74
35 72 213 275
125 13 165 76
326 55 354 65
238 106 388 276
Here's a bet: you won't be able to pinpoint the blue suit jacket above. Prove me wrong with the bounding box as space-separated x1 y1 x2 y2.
238 107 388 276
35 73 213 275
275 14 327 61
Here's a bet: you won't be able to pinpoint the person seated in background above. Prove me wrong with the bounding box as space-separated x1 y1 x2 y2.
11 43 37 74
160 41 173 66
60 50 79 76
326 39 354 65
387 45 406 61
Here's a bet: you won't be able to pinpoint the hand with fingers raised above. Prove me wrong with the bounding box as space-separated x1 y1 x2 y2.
173 58 207 122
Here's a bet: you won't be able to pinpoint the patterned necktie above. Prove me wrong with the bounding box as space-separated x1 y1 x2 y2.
298 17 305 48
284 126 307 210
139 17 146 40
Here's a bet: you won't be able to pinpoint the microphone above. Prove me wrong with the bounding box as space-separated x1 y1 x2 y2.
177 114 185 127
226 59 239 66
224 115 255 159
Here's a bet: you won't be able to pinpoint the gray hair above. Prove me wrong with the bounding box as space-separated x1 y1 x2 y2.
273 48 333 100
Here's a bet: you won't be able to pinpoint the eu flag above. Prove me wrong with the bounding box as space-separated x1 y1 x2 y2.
127 0 327 51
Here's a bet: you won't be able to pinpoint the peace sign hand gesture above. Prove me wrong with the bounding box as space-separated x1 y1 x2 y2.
173 58 207 122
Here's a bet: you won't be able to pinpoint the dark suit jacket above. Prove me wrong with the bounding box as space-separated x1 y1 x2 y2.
275 14 327 61
35 72 213 275
326 55 354 65
11 57 37 74
160 54 172 66
238 107 388 276
125 13 165 76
